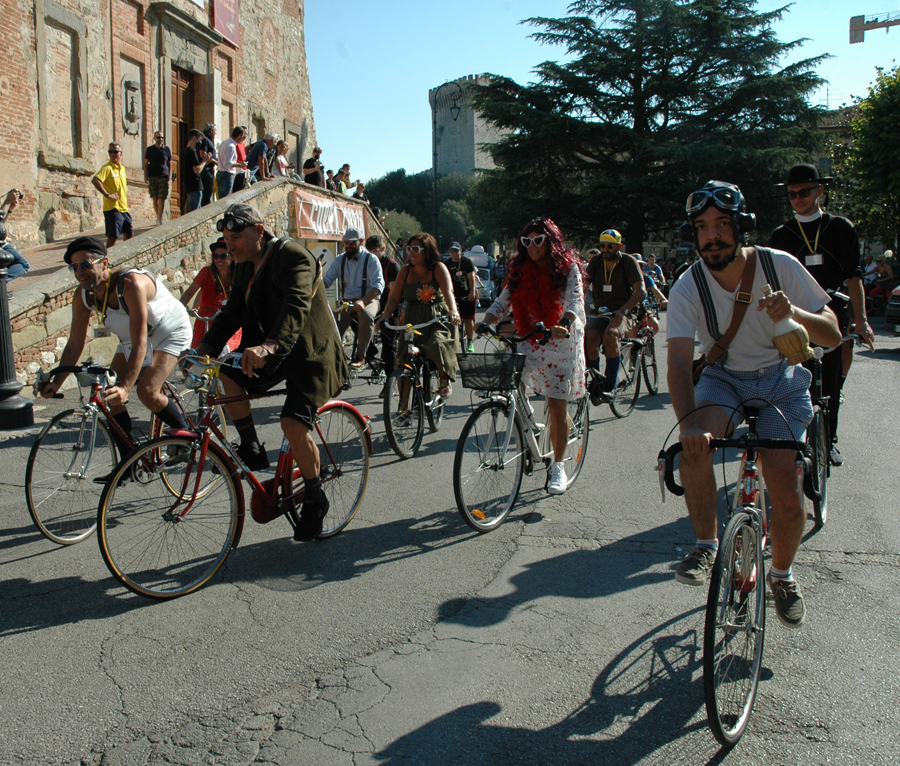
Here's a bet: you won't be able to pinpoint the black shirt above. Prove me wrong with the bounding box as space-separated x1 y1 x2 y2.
144 144 171 177
183 146 202 193
303 157 325 187
379 255 401 310
769 212 861 316
446 255 475 300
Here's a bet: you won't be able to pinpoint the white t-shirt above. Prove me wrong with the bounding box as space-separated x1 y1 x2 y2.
667 247 829 371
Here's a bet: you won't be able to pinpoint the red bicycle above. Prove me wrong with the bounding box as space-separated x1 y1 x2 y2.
96 351 372 599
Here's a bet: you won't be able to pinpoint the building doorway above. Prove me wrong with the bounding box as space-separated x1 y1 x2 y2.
170 66 195 217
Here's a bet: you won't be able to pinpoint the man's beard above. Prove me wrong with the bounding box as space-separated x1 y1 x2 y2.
700 240 738 272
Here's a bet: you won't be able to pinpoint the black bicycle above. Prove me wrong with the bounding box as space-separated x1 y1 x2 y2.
381 316 450 459
586 309 647 417
336 301 387 390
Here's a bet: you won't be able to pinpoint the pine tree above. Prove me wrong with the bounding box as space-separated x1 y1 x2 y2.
471 0 827 250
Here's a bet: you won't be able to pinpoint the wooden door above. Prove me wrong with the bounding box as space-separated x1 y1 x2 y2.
170 67 195 217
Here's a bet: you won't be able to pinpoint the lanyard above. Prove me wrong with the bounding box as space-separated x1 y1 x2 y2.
215 270 229 298
603 258 617 284
96 277 112 326
244 238 278 304
798 218 821 255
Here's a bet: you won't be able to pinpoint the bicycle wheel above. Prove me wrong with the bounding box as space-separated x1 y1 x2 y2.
704 511 766 747
383 368 425 459
562 396 590 487
97 436 242 599
26 409 116 545
285 406 370 538
609 344 642 418
453 400 525 532
424 364 445 432
641 335 659 395
807 406 829 527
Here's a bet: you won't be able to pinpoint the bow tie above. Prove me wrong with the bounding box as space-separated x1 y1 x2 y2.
347 252 358 261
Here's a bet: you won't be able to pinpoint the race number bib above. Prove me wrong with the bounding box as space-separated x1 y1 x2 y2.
805 254 823 267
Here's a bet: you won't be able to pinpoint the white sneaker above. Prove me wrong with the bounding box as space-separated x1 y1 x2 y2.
548 461 567 495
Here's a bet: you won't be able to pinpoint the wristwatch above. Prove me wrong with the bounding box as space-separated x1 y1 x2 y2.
559 316 572 329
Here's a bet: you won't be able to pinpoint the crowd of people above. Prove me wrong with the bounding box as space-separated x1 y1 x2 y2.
25 155 886 628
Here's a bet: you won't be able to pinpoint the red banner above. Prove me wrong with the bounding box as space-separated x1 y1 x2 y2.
213 0 239 47
293 188 370 242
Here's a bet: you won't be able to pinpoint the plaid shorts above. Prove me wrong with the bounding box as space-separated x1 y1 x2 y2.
694 360 813 440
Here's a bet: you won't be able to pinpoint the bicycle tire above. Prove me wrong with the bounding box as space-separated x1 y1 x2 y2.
383 368 425 459
425 364 445 432
97 436 243 599
563 396 590 486
704 511 766 747
453 400 525 532
284 406 370 538
641 335 659 395
808 406 829 527
609 343 642 418
26 409 117 545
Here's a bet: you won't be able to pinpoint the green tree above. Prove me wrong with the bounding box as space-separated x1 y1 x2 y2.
471 0 827 251
831 66 900 250
381 210 422 244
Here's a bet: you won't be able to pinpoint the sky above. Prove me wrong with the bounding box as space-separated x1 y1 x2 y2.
305 1 899 183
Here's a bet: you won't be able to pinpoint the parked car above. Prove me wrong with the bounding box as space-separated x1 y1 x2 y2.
476 267 496 307
885 285 900 334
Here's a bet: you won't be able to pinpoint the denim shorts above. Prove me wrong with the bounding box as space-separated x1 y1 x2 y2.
694 360 813 440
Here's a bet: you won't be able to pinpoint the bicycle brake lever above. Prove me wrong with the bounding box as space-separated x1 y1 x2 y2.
658 457 667 503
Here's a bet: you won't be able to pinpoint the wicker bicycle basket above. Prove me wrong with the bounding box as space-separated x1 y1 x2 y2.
458 353 526 391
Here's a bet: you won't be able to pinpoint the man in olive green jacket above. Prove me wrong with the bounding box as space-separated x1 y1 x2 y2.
198 203 348 540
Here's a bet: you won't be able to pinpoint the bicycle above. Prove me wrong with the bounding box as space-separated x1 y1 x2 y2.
586 309 646 417
335 300 387 389
381 316 450 459
659 407 813 746
25 364 202 546
804 332 862 528
634 302 659 396
453 323 590 532
95 351 372 599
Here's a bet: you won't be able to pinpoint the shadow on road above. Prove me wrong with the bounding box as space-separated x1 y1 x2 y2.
374 607 737 765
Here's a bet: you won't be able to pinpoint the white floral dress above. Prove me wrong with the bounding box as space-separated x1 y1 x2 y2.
487 262 586 400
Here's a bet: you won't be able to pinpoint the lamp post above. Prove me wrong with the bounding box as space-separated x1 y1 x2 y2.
431 79 464 248
0 248 33 429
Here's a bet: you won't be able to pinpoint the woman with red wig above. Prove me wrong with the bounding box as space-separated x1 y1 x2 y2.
478 217 586 495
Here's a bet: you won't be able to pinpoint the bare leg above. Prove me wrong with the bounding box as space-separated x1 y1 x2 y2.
282 416 319 480
760 448 806 571
547 397 568 462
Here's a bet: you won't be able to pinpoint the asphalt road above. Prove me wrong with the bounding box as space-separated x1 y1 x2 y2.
1 316 899 766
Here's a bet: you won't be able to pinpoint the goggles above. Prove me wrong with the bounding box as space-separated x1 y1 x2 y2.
216 216 253 233
685 186 742 216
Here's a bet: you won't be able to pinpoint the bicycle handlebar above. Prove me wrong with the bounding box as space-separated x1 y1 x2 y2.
657 437 812 497
34 364 117 398
383 315 452 332
476 321 554 346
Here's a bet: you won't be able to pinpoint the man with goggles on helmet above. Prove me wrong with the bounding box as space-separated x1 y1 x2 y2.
667 180 841 629
584 229 645 402
770 164 874 468
196 203 348 541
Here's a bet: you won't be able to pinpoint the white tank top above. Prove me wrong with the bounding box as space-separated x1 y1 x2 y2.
81 268 181 341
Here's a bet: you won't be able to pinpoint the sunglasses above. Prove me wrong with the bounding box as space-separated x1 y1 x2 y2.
407 245 425 254
520 234 547 247
685 186 741 216
68 257 102 272
788 185 819 200
599 243 618 250
212 251 230 259
108 150 121 155
216 217 252 232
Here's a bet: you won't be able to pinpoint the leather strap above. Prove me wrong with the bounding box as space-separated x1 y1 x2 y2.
705 249 757 367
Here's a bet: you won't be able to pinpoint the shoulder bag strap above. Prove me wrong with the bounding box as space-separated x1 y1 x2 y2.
706 249 757 367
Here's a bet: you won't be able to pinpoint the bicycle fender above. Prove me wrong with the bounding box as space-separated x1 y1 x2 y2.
320 400 374 454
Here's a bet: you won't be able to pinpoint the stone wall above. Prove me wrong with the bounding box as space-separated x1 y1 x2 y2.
2 0 316 247
10 179 388 392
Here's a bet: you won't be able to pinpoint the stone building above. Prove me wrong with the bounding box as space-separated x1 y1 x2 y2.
2 0 315 246
429 74 502 178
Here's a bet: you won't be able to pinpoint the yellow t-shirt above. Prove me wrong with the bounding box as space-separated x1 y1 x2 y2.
94 162 129 213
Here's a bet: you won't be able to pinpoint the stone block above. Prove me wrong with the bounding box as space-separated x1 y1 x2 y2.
45 306 73 337
40 351 56 365
12 324 47 351
83 336 119 365
55 337 67 352
26 362 42 374
172 270 185 284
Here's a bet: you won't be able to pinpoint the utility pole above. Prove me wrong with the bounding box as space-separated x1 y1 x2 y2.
850 11 900 43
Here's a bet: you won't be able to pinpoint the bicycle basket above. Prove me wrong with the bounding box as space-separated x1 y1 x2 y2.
458 353 525 391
